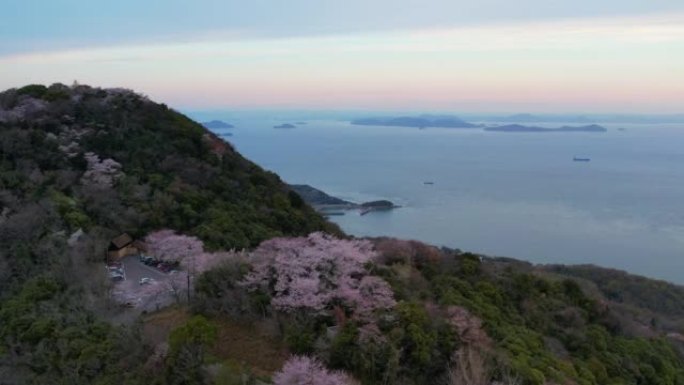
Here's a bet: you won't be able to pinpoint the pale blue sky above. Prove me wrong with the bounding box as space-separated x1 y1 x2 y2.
3 0 683 54
1 1 683 112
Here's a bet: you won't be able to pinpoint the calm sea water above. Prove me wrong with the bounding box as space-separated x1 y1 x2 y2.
192 114 684 284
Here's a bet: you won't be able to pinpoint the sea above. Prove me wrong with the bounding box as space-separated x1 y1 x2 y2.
189 112 684 284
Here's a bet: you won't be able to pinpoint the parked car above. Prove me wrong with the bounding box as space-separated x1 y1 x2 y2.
139 277 154 285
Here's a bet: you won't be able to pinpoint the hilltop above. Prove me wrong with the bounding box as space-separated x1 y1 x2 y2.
0 83 337 251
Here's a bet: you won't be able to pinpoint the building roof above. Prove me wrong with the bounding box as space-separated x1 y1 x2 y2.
110 233 133 250
131 240 147 251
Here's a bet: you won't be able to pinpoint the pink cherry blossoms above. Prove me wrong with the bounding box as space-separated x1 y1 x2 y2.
240 232 395 320
81 152 122 188
145 230 205 263
273 356 359 385
445 305 491 347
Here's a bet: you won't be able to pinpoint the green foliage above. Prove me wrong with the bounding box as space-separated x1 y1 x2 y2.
0 276 149 385
329 323 361 368
413 254 684 385
167 315 218 385
283 319 318 355
16 84 48 98
169 315 218 354
549 265 684 317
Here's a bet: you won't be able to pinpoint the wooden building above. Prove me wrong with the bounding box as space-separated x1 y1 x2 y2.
107 233 146 262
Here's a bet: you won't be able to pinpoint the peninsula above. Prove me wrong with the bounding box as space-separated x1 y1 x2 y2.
289 184 398 214
201 120 234 129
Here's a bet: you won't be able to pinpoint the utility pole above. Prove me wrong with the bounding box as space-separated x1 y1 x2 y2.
186 245 194 303
187 273 191 303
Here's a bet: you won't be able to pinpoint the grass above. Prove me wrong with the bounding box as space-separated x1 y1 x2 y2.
143 306 287 378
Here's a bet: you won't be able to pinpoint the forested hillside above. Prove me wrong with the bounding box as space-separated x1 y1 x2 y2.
0 83 336 384
1 84 683 385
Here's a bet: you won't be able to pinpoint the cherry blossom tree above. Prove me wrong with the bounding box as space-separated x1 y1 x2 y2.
240 232 395 321
445 305 491 347
180 251 238 274
81 152 123 188
273 356 359 385
145 230 204 263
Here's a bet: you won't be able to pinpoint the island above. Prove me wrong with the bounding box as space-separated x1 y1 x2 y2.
360 200 395 209
288 184 399 216
351 115 479 128
351 114 610 133
201 120 234 129
495 113 592 124
484 124 608 133
274 123 296 129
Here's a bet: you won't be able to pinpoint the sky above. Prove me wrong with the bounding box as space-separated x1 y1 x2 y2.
1 0 683 113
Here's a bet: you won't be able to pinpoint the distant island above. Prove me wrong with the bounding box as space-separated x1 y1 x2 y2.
201 120 234 129
289 184 398 215
274 123 296 129
351 115 608 133
351 115 479 128
491 113 593 124
463 113 684 124
484 124 608 133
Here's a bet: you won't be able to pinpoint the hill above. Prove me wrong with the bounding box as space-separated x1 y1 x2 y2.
1 84 683 385
0 83 341 384
0 83 337 252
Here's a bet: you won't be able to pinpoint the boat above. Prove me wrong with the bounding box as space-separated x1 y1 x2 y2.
423 181 435 185
573 157 591 162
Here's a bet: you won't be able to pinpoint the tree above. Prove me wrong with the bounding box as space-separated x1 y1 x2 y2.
273 356 359 385
240 232 395 321
145 229 204 263
167 315 217 385
81 152 122 188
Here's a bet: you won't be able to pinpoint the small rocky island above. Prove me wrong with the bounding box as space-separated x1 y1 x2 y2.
274 123 296 129
289 184 399 216
201 120 234 129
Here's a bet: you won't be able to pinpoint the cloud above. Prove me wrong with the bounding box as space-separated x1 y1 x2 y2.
1 13 682 112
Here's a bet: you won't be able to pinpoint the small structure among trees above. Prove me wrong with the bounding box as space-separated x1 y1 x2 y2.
107 233 145 262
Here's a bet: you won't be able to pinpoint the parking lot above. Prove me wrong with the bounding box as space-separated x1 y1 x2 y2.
122 255 170 285
110 255 178 312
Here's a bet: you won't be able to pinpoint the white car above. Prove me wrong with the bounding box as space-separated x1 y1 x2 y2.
139 277 154 285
